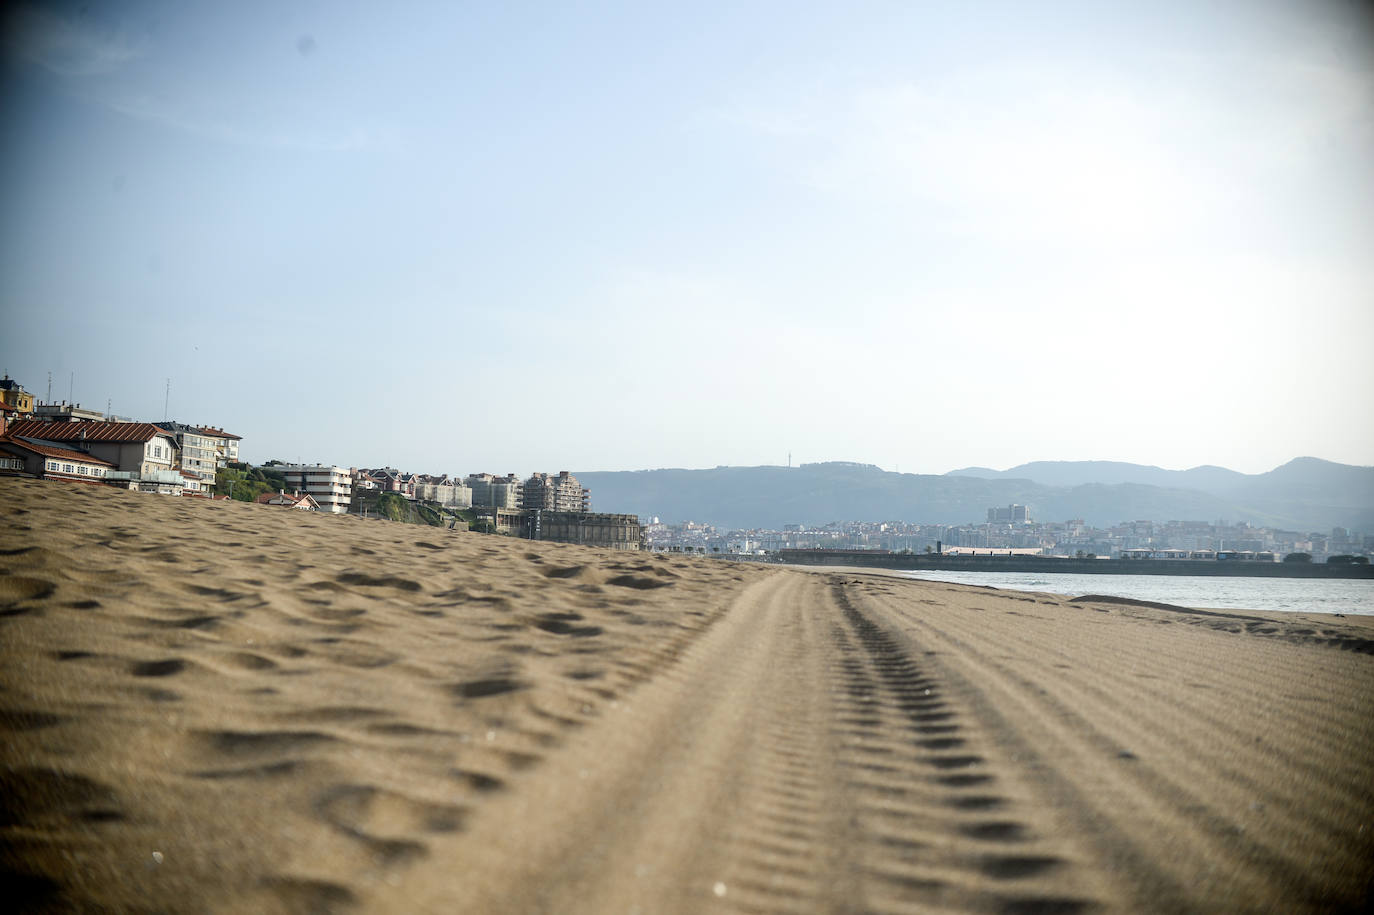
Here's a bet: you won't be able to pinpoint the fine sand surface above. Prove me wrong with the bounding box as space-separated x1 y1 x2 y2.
2 478 1372 913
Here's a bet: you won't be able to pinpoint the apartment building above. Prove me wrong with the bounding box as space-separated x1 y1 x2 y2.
198 426 242 467
465 473 523 510
523 471 590 513
279 464 353 514
414 474 473 509
156 422 219 483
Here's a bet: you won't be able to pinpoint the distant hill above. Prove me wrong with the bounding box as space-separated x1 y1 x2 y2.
578 458 1374 532
946 460 1251 491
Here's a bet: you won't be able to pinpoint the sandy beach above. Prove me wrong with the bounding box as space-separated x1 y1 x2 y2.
2 477 1372 913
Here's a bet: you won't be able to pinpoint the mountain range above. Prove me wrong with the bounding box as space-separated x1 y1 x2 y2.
575 457 1374 533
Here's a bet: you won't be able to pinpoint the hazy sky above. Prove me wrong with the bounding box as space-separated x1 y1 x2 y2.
2 1 1371 475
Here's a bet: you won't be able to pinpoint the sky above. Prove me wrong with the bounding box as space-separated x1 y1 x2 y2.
1 0 1371 476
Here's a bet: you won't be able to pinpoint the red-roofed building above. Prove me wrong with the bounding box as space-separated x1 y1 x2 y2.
255 490 320 510
0 437 116 483
4 420 179 477
197 426 242 465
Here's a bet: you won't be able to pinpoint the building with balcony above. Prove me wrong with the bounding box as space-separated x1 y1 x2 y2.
156 422 219 483
523 471 590 513
197 426 242 467
279 464 353 514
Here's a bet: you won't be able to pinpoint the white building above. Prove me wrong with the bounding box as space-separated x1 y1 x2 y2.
279 464 353 514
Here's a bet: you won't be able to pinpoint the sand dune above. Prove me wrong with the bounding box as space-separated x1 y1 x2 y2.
2 478 1371 913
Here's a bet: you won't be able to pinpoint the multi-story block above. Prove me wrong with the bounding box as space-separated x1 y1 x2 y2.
465 473 523 510
156 422 219 483
197 426 242 467
414 474 473 509
523 471 590 513
279 464 353 514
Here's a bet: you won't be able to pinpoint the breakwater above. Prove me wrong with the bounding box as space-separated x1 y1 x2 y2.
776 550 1374 580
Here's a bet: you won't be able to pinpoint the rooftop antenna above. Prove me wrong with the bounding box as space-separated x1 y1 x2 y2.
46 371 52 403
106 398 111 418
163 378 170 421
788 452 791 468
68 371 74 403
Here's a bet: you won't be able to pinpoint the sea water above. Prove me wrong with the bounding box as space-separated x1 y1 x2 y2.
896 570 1374 616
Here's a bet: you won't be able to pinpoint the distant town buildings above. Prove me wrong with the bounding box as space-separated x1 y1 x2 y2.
642 514 1371 564
0 370 1364 560
987 504 1030 524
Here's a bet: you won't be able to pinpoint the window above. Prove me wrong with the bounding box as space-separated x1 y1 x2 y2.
78 466 88 475
47 461 59 471
63 464 74 473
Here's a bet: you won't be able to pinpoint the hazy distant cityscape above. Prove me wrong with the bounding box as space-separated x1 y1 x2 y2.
644 512 1372 563
3 373 1370 564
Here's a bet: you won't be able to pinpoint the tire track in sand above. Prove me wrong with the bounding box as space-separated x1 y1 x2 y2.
382 570 1110 914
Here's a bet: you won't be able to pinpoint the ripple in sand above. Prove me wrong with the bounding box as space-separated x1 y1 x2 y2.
449 677 526 700
130 658 187 677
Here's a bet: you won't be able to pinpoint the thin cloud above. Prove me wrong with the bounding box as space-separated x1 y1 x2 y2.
95 88 391 153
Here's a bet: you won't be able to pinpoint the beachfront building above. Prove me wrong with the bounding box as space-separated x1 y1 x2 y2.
523 471 590 513
279 465 353 514
525 510 642 550
466 473 523 510
0 437 116 483
4 420 179 478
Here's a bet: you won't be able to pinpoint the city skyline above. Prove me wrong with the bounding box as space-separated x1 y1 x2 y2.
3 1 1372 475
